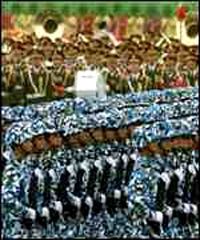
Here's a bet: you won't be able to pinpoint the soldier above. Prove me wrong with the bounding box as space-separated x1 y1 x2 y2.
1 53 10 106
5 43 26 106
163 54 177 89
145 46 160 90
128 55 143 92
14 138 34 160
22 49 50 104
169 49 190 88
46 132 63 150
63 57 76 98
89 128 105 144
106 54 120 94
167 38 181 54
22 39 34 57
55 37 65 52
185 55 198 87
76 130 93 147
20 139 34 156
117 127 129 143
38 37 54 61
143 18 162 44
104 128 117 143
170 71 189 89
32 135 48 154
115 57 130 94
2 37 14 56
129 34 143 44
51 51 66 99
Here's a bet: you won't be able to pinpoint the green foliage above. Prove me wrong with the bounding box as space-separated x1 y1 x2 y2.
77 3 88 16
144 3 162 18
111 3 123 16
129 4 141 17
28 3 38 15
161 4 175 18
10 2 21 15
62 4 70 16
2 1 196 18
95 3 108 16
2 2 13 13
186 2 198 16
118 3 130 16
85 2 96 16
65 3 77 16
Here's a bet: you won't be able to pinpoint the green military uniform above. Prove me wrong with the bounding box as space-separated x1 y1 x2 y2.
146 64 157 90
51 64 67 100
2 64 25 106
1 65 10 106
107 71 118 94
187 70 196 87
163 70 176 89
22 64 50 104
11 64 26 106
137 72 145 92
185 56 198 87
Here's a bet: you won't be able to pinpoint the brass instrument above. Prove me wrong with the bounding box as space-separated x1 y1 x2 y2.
185 14 198 39
174 13 199 46
35 10 63 33
33 10 64 40
43 17 59 34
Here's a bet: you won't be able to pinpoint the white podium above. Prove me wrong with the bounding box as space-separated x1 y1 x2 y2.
74 70 107 99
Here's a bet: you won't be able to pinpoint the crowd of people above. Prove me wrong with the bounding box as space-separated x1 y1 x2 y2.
2 20 199 237
2 29 198 106
1 6 199 238
2 86 198 162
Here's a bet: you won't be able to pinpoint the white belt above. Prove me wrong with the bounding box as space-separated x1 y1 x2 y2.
27 93 44 99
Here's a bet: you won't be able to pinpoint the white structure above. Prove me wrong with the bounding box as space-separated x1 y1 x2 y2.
73 70 107 99
33 23 65 42
175 18 198 46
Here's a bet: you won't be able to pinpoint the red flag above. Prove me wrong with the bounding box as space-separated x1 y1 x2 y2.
176 6 187 21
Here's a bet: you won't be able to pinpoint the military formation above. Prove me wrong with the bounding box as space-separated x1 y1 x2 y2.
1 8 199 238
2 43 199 238
2 31 198 106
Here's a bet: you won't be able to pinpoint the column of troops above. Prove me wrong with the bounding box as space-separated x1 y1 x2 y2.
2 33 198 106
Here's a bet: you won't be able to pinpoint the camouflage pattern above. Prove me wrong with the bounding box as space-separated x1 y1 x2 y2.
1 87 199 238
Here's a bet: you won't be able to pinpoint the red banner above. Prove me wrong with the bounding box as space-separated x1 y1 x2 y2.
2 13 14 30
113 16 128 41
77 15 95 34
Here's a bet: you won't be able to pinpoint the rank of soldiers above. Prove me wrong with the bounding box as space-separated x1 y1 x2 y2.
2 33 198 106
